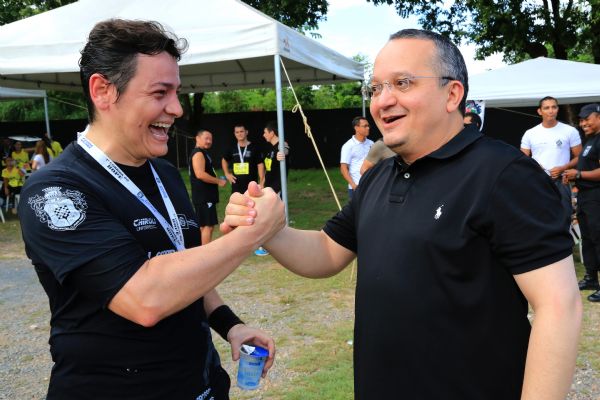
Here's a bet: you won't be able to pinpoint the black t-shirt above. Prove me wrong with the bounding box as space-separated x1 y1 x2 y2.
222 142 262 194
263 141 287 193
576 133 600 191
18 143 229 400
189 147 219 204
323 126 572 399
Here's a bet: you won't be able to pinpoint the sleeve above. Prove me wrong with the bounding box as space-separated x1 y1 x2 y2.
19 175 148 305
569 127 582 147
222 147 232 163
485 156 573 274
340 141 351 164
322 200 357 253
520 130 531 150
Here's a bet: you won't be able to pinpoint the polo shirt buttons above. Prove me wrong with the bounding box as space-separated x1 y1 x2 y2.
404 173 410 179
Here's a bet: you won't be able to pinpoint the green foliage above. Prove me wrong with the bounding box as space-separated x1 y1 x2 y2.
243 0 328 32
0 0 76 25
0 90 87 121
367 0 600 64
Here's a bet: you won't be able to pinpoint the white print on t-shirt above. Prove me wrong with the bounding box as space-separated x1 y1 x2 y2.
434 205 444 220
133 217 158 231
148 249 177 258
28 186 87 231
583 145 592 157
195 387 214 400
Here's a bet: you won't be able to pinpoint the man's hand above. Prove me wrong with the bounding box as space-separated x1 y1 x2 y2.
225 173 236 184
227 324 276 378
549 166 565 179
220 182 285 244
562 168 578 183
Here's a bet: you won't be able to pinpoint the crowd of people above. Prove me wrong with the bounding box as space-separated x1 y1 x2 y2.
9 16 597 400
1 134 62 214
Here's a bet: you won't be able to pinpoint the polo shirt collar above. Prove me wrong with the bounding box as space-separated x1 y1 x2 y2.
394 124 482 171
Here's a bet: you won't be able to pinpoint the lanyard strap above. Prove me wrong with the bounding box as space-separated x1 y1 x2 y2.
237 143 249 163
77 135 185 251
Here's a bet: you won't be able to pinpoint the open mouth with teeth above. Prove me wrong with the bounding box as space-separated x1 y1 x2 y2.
382 115 403 124
149 122 171 140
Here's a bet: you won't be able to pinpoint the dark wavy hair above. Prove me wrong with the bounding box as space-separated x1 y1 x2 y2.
79 19 188 122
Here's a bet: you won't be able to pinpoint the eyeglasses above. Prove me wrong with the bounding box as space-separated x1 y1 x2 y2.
367 76 456 98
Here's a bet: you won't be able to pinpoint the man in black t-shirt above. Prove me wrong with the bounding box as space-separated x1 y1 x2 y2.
259 121 289 195
563 103 600 302
189 129 227 245
18 19 284 400
221 124 264 194
223 29 582 399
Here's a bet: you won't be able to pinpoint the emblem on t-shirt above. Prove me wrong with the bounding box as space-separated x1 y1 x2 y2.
28 186 87 231
555 139 563 148
583 145 592 157
434 204 444 220
133 217 157 231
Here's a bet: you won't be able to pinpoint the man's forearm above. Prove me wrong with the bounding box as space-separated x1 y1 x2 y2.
520 297 582 399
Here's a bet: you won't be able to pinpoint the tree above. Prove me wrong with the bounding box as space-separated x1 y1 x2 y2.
367 0 600 64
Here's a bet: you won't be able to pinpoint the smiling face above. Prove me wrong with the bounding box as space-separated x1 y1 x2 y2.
196 130 213 149
369 38 464 162
100 52 182 165
581 113 600 136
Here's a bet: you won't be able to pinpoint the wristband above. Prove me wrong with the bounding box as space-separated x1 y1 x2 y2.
208 305 244 341
576 170 582 180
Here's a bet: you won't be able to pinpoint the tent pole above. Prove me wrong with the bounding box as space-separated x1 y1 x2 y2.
44 96 51 138
274 54 289 225
361 81 366 118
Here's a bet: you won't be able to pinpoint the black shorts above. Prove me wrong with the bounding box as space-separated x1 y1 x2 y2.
194 202 218 227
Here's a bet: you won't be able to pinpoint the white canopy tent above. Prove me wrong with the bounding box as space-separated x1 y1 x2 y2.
0 0 365 221
0 86 51 137
467 57 600 107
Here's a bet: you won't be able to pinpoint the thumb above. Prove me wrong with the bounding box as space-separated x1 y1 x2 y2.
247 181 263 198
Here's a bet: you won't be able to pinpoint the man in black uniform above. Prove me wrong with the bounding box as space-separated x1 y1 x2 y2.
17 19 284 400
259 121 289 195
224 29 582 399
221 124 264 194
189 129 227 245
564 103 600 302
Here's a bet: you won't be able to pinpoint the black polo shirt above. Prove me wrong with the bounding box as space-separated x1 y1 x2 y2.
323 125 572 400
576 133 600 191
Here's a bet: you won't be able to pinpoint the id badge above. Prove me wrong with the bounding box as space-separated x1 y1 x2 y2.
265 157 272 172
233 162 250 175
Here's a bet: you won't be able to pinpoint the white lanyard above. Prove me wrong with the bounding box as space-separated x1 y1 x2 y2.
77 135 185 251
237 143 249 163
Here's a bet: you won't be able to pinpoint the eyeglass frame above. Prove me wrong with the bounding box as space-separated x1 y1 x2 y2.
366 75 456 98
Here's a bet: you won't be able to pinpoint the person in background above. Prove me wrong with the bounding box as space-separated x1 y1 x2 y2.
463 111 482 130
563 103 600 302
520 96 581 214
189 129 227 245
1 137 13 164
31 140 51 171
11 141 31 171
359 138 395 175
224 28 582 400
256 120 289 256
221 124 264 195
43 132 64 159
2 156 24 214
340 116 373 198
18 19 283 400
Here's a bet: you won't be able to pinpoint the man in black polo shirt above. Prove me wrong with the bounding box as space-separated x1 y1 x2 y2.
223 29 582 399
564 103 600 302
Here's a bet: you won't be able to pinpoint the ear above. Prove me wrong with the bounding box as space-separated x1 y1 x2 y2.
445 80 465 113
89 73 115 113
536 108 542 116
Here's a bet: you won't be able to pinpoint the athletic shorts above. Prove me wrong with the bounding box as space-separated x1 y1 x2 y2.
194 202 218 227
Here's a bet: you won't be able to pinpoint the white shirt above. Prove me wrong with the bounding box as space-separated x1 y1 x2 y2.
340 136 373 188
520 121 581 173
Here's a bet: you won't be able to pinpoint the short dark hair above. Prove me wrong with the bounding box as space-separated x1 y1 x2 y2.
388 29 469 115
264 121 278 135
352 116 367 128
233 123 246 130
538 96 558 108
196 129 210 137
79 19 188 122
464 112 482 129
